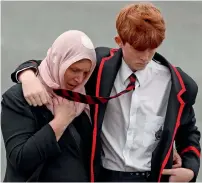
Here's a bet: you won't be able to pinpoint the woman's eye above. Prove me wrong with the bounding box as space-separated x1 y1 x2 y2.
72 69 78 72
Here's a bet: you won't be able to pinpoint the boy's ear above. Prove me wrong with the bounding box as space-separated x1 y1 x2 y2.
114 35 123 47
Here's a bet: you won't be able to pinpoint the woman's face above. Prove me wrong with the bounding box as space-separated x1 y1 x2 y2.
64 59 92 90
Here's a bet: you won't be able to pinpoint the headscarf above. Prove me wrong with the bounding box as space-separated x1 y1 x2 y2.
38 30 96 117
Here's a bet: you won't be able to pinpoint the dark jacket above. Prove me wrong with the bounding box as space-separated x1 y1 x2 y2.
1 84 92 182
11 47 201 182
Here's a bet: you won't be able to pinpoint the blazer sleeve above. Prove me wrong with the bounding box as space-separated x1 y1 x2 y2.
175 107 201 182
11 60 42 83
174 67 201 182
1 84 61 176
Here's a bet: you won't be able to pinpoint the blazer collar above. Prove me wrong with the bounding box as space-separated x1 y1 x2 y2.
99 48 123 97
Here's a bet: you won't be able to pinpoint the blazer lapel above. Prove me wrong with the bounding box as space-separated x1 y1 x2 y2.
96 48 123 130
151 83 180 181
151 53 186 181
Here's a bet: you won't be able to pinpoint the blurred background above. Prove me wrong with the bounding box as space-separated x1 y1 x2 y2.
1 1 202 181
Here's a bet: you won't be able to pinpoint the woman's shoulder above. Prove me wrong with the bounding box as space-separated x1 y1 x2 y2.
2 84 33 117
2 83 26 103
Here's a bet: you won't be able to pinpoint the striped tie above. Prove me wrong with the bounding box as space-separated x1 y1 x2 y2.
53 74 136 104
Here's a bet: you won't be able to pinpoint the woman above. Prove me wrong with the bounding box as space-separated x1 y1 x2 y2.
1 30 96 182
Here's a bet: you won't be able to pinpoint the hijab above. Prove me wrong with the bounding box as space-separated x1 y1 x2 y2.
38 30 96 117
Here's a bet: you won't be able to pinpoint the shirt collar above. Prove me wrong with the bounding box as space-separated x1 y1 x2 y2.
119 59 153 87
120 60 133 85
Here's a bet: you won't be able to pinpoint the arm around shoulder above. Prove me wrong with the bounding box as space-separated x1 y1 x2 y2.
11 60 42 83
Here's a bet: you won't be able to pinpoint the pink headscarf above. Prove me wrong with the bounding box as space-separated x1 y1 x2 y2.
38 30 96 117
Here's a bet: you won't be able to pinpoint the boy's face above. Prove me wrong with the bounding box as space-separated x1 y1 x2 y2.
115 36 156 72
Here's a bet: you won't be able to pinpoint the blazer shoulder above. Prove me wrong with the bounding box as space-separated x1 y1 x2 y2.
177 67 198 105
2 84 34 118
153 52 198 105
95 47 111 64
85 47 112 95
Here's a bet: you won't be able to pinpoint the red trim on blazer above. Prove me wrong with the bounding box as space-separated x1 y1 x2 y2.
158 65 186 182
90 48 118 182
181 146 200 158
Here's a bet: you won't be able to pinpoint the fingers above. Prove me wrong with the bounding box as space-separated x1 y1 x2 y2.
172 163 181 168
25 90 52 106
162 169 176 175
25 97 32 106
28 95 38 106
64 99 76 109
40 91 49 105
63 98 70 104
176 155 182 167
172 157 182 168
33 94 43 106
28 94 43 106
173 150 182 168
172 155 182 168
47 95 53 106
41 90 53 105
21 76 52 106
53 97 59 106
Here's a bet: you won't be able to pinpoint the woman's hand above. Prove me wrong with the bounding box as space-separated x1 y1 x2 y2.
19 70 51 106
49 96 76 140
53 96 76 123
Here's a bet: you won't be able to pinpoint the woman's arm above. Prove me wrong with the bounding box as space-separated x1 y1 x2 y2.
1 85 61 176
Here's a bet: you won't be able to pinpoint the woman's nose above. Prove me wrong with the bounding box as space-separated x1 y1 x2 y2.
75 73 84 83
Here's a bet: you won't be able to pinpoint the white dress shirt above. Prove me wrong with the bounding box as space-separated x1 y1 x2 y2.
101 59 171 172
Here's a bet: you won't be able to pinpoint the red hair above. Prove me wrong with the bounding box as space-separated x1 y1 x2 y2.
116 3 166 51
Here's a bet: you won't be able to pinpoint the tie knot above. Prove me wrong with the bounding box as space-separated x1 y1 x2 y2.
129 74 136 84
